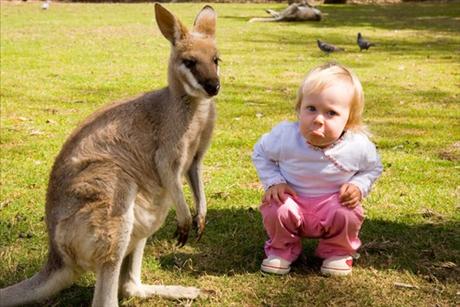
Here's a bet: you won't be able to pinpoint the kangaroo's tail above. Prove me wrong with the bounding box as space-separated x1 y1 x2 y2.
249 17 278 23
0 248 77 307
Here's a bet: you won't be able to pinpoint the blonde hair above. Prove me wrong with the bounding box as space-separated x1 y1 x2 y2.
295 63 366 132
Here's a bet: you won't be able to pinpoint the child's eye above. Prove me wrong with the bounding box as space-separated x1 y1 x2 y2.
328 110 338 116
306 106 316 112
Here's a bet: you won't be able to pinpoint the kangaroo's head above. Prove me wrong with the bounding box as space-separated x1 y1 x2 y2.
155 4 220 99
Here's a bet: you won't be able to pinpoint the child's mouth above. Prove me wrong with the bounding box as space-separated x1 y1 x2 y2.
310 130 325 137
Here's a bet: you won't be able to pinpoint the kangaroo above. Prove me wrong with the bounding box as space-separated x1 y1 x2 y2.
0 3 220 306
249 2 322 23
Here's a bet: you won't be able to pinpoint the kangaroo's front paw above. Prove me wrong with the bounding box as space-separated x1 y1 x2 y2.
174 221 190 247
193 214 206 241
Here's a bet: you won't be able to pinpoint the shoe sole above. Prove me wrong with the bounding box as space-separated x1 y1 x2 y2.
320 266 352 276
260 264 290 275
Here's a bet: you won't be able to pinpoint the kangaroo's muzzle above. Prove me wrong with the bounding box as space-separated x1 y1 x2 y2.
203 79 220 97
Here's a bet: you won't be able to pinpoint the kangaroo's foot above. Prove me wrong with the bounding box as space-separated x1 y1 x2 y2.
122 281 201 300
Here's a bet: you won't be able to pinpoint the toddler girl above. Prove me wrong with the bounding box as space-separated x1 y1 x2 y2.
252 63 383 276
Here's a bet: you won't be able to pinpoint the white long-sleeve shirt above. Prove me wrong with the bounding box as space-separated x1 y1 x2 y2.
252 121 383 198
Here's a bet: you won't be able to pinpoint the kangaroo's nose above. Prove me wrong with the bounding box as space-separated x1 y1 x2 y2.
203 79 220 97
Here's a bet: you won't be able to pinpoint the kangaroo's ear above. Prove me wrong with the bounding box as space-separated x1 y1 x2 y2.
193 5 216 37
155 3 188 45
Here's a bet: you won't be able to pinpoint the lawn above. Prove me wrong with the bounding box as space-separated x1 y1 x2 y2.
1 1 459 306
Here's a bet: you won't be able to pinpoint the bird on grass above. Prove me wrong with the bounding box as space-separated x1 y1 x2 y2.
41 0 50 10
317 39 344 54
357 33 375 51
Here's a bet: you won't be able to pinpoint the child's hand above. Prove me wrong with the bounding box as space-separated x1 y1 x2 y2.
263 183 297 206
339 183 362 208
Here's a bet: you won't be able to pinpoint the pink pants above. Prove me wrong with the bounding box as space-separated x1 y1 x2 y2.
260 193 364 262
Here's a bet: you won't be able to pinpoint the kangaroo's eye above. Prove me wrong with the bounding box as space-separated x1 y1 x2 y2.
213 56 221 65
183 59 197 69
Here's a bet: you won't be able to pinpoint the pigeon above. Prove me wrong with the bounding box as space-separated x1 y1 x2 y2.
317 39 344 54
357 33 375 51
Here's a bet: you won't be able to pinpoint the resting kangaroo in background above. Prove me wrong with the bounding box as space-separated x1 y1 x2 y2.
0 3 220 306
249 2 322 23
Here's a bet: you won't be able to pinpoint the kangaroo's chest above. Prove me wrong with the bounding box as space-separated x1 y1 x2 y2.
180 102 214 171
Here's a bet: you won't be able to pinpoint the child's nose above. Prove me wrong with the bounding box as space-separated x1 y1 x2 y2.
313 114 324 124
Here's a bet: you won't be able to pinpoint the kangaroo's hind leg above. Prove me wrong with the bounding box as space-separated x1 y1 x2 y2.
265 9 280 18
89 181 138 307
119 238 201 300
91 223 133 307
119 193 201 301
119 237 147 297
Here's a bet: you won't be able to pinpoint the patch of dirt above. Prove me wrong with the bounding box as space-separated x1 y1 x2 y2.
438 141 460 161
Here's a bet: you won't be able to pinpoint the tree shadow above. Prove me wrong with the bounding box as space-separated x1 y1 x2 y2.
317 2 460 34
152 208 459 283
243 2 460 35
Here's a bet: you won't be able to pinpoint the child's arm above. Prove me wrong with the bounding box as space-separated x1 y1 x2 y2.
252 123 287 191
347 140 383 200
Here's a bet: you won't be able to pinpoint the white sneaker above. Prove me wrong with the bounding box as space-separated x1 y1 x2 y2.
260 256 291 275
320 256 353 276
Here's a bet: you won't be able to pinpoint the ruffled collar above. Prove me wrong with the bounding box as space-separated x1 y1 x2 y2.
306 130 347 151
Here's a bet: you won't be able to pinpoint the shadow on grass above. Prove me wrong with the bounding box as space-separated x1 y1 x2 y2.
16 285 94 307
240 30 459 56
1 207 458 306
233 2 460 59
239 2 460 34
152 208 459 283
317 3 460 34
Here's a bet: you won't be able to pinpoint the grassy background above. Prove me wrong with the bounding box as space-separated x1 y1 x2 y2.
1 1 459 306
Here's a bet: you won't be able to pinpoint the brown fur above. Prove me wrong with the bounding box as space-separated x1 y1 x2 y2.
0 4 219 307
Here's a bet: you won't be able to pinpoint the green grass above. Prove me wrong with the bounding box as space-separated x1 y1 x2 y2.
1 1 459 306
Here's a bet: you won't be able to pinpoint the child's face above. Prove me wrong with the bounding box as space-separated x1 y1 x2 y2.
298 80 353 148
